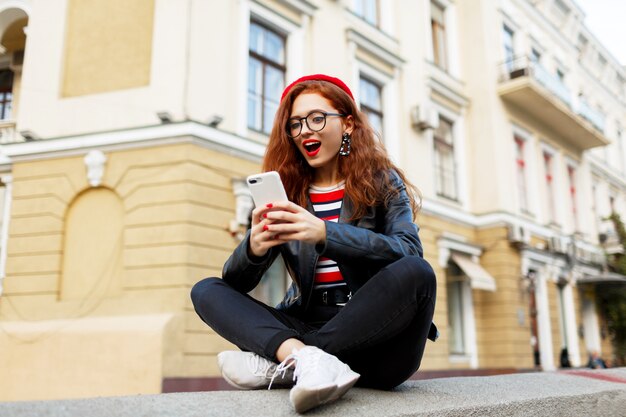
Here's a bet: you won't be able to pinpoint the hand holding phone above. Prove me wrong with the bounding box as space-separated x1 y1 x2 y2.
246 171 288 207
246 172 326 256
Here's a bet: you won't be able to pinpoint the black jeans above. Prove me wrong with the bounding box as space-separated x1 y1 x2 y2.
191 255 436 390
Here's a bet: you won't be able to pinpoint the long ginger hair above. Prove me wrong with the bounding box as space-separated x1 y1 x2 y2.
262 80 420 220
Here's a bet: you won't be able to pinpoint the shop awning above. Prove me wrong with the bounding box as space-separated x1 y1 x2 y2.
451 254 497 292
578 272 626 284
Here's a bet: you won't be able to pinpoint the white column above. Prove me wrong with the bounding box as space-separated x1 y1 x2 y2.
536 271 555 371
462 282 479 368
582 291 601 354
562 283 581 367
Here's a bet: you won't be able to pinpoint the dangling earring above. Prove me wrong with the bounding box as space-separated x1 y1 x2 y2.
339 132 351 156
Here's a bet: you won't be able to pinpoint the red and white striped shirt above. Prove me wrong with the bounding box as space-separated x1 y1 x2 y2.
310 182 347 290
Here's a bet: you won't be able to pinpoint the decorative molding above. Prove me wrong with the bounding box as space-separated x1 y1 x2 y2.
274 0 317 16
346 28 404 68
1 121 266 162
84 150 106 187
437 234 483 267
427 69 469 109
251 0 302 29
230 178 254 241
0 149 11 169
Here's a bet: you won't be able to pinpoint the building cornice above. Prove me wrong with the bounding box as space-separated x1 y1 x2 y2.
421 198 601 253
1 121 266 163
588 155 626 191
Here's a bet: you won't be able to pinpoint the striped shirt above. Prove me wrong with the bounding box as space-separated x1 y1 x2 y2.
310 182 347 290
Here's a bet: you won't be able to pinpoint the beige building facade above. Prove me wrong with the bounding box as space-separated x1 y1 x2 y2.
0 0 624 401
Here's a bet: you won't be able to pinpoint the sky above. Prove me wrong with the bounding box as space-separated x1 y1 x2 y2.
575 0 626 65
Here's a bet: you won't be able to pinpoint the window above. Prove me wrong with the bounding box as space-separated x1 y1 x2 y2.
609 191 616 213
354 0 379 26
618 75 625 101
431 1 448 71
530 48 541 64
543 152 556 224
515 136 529 213
503 25 515 71
434 116 457 200
248 21 286 135
0 69 14 120
567 165 578 230
591 179 600 233
552 0 570 26
577 34 588 60
359 76 383 136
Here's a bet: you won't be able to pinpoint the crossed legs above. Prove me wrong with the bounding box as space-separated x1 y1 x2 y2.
190 255 436 389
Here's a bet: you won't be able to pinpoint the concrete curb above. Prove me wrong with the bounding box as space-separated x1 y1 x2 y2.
1 368 625 416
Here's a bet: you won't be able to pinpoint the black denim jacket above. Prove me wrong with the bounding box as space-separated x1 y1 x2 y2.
222 171 438 341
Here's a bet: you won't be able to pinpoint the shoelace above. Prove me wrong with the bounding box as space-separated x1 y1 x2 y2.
268 347 323 390
247 353 278 379
268 354 296 390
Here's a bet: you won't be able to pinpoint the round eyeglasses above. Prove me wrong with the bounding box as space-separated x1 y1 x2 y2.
286 111 346 138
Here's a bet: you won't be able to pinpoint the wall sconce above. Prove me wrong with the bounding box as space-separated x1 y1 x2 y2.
208 114 224 128
156 112 174 124
20 130 40 141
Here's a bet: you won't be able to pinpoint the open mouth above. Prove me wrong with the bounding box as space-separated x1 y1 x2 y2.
302 140 321 156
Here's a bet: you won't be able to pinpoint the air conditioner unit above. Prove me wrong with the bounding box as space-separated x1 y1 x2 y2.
508 224 530 244
410 105 438 131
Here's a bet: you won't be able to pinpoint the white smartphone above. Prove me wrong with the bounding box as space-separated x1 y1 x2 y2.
246 171 289 207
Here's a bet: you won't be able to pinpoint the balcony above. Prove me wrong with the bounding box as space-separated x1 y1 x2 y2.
576 99 606 133
0 120 23 144
0 120 35 144
498 56 609 151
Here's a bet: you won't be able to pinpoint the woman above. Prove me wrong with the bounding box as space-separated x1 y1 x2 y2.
191 74 437 413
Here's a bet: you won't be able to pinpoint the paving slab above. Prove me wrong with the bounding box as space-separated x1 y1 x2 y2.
1 368 625 417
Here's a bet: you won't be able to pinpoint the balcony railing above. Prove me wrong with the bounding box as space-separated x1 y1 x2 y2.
498 56 609 150
501 56 573 108
0 120 23 144
576 99 606 133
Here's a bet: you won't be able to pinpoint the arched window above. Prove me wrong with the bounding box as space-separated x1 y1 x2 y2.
0 4 29 143
61 188 124 300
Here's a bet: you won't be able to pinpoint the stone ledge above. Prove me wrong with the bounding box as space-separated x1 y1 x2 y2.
1 368 625 417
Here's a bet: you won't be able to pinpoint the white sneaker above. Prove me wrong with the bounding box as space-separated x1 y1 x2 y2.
217 351 295 390
275 346 360 413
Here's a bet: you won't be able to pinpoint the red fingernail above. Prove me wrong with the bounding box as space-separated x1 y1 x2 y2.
263 214 267 218
266 203 273 208
263 225 269 231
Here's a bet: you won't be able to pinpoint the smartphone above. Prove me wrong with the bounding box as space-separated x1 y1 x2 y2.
246 171 289 207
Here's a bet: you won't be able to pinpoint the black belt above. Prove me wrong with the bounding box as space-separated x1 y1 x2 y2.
311 287 352 306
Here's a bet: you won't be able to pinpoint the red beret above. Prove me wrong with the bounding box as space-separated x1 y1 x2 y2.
281 74 355 102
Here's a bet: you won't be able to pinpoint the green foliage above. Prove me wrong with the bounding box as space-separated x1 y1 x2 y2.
599 212 626 365
597 283 626 365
